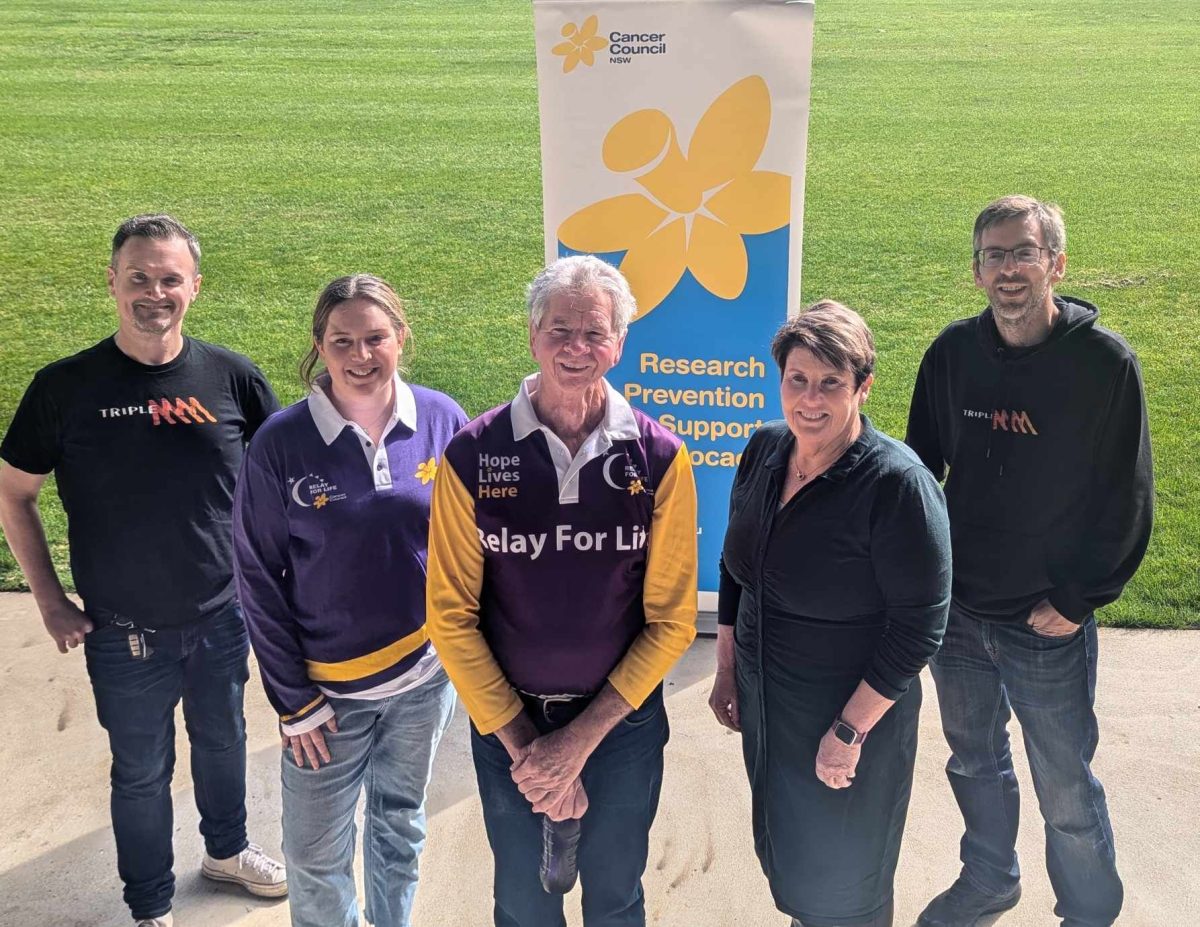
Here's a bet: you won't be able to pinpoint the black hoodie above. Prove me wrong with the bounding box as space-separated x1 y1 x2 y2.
906 296 1153 624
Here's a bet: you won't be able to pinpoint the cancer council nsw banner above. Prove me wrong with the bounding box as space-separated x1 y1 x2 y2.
532 0 815 606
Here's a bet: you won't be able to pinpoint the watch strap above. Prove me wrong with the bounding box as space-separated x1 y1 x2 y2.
832 716 868 746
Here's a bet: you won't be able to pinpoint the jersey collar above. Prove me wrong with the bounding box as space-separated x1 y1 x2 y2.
510 374 640 504
307 373 416 446
510 373 639 444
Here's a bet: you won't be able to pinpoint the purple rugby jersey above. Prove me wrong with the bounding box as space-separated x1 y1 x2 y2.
234 379 466 729
439 400 687 697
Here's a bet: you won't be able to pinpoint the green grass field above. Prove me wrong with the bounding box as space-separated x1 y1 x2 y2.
0 1 1196 627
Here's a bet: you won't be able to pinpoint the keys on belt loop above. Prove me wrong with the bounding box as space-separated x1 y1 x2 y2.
111 618 156 660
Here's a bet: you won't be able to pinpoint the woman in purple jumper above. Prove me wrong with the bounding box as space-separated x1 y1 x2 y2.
233 274 466 927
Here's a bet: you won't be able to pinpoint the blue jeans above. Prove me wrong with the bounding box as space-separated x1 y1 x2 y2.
84 602 251 921
281 667 455 927
930 607 1122 927
470 686 667 927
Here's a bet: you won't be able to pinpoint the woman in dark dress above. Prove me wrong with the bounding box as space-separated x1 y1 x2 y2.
708 301 952 927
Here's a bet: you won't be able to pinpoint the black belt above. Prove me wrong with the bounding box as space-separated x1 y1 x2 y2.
87 606 156 633
519 690 593 728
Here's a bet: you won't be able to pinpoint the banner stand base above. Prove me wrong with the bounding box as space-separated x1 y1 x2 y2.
697 591 718 637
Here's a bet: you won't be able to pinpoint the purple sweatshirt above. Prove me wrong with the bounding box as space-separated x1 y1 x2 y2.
234 377 466 732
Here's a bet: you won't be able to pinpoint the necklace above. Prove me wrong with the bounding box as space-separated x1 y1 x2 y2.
360 403 393 438
789 447 812 484
325 377 394 436
791 433 855 485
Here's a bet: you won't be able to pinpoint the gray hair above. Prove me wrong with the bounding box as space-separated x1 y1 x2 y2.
110 214 201 272
973 195 1066 257
527 255 636 335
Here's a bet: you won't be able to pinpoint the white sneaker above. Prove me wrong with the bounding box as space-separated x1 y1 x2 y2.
135 914 172 927
201 842 288 897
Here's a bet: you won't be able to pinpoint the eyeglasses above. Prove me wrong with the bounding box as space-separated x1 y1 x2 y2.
974 246 1052 268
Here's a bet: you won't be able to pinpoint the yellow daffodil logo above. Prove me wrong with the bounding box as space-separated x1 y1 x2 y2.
558 76 790 321
415 457 438 485
313 493 329 509
627 478 645 495
553 16 606 73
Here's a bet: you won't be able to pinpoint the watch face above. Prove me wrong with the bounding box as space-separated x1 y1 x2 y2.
833 722 856 745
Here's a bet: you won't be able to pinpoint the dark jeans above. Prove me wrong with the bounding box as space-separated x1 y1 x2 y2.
930 607 1121 927
792 897 892 927
471 686 667 927
84 602 251 920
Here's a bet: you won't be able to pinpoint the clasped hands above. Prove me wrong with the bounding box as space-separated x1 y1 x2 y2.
510 727 590 822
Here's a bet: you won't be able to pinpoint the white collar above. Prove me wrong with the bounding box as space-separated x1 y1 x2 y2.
307 373 416 446
510 373 639 444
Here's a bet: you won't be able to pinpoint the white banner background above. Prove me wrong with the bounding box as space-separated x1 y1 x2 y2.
532 0 816 609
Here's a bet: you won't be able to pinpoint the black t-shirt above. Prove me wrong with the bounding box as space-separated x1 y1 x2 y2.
1 336 280 628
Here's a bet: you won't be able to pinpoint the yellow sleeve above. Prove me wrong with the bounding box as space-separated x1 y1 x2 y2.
608 443 699 708
426 456 523 734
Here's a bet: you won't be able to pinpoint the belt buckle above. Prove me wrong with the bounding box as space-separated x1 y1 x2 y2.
539 695 576 724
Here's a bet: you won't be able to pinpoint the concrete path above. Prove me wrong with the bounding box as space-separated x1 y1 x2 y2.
1 592 1195 926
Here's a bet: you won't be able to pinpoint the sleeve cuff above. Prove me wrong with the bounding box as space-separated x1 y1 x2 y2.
607 619 697 709
1047 587 1090 624
471 692 525 737
861 667 908 703
280 701 335 738
717 565 740 626
0 451 52 475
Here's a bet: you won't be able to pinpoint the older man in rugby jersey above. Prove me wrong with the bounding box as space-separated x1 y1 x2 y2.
428 255 698 927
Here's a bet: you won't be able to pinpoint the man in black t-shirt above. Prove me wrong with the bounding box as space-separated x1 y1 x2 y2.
0 215 286 927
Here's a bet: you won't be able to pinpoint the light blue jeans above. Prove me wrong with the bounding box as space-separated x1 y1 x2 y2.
281 667 455 927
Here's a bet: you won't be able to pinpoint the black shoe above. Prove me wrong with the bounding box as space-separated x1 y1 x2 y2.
917 878 1021 926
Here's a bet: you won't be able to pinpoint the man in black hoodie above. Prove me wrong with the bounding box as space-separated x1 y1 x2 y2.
906 195 1152 927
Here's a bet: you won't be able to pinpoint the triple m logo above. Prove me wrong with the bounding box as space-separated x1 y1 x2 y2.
992 409 1038 435
965 408 1038 435
99 397 217 426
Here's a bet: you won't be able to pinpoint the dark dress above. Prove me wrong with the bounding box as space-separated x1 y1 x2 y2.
720 417 951 927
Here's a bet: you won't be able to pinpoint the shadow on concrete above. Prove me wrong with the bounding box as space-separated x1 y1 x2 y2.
0 704 482 927
5 609 1198 927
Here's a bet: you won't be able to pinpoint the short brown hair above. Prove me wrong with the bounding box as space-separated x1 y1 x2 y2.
300 274 409 388
771 300 875 387
973 194 1066 256
110 214 201 272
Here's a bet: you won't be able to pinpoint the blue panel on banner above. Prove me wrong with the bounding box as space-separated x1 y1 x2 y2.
559 227 788 592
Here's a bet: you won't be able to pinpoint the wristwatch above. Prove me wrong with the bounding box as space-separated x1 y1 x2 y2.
831 716 868 746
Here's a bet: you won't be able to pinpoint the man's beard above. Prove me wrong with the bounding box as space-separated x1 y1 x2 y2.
132 305 177 334
991 277 1051 328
